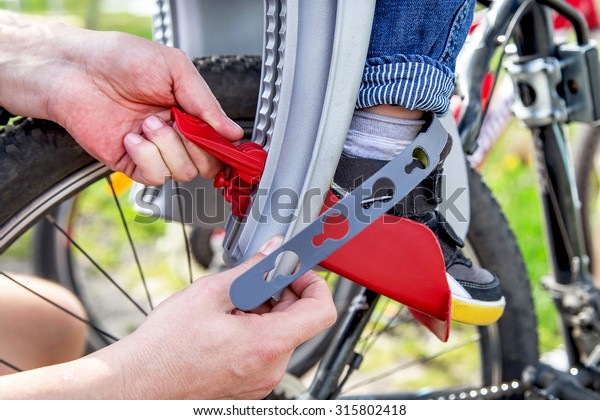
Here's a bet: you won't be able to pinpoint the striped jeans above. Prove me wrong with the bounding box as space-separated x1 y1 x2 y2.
357 0 476 116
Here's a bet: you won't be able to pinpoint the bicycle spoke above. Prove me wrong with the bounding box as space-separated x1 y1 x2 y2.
45 214 148 317
0 358 22 373
376 307 415 332
358 299 390 354
106 176 153 310
340 334 480 394
174 181 193 285
359 304 412 356
0 271 119 342
330 301 414 399
330 304 411 395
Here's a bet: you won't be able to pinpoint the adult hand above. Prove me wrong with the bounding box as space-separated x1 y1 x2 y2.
121 236 337 399
0 11 243 185
0 237 337 399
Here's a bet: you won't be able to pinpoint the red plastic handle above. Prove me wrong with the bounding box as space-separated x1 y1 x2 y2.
171 107 265 179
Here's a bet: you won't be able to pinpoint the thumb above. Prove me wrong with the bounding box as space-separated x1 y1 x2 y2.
200 236 284 311
170 53 244 141
263 272 337 348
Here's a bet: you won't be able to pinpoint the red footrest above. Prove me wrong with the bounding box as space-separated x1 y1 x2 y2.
320 192 451 341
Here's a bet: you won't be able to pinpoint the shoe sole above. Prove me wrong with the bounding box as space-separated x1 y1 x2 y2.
451 295 506 326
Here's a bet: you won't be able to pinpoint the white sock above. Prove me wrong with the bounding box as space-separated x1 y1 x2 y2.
343 110 424 160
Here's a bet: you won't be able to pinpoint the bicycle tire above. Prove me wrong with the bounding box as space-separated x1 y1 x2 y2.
323 165 539 396
466 164 539 382
574 125 600 274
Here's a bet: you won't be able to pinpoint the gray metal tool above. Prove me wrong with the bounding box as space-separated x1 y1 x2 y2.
230 116 449 311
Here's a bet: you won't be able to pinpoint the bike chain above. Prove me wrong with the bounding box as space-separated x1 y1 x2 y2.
430 380 556 400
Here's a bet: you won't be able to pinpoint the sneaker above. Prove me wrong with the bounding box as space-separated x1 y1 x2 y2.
332 130 505 326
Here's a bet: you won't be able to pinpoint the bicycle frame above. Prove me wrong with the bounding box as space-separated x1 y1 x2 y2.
458 0 600 393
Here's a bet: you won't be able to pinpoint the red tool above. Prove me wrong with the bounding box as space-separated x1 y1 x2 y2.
171 107 267 217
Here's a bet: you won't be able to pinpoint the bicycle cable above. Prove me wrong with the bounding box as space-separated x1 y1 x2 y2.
173 180 194 285
330 299 395 397
357 298 391 354
537 0 590 44
0 358 22 373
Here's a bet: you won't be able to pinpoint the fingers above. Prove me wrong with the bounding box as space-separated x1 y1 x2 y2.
121 46 246 185
194 236 284 312
176 126 225 179
187 233 336 350
122 133 171 185
263 272 337 348
210 234 336 346
168 49 244 141
122 114 229 185
288 270 334 301
189 232 336 348
140 116 198 181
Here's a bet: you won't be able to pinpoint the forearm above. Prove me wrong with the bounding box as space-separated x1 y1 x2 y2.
0 11 75 120
0 336 155 399
0 354 123 399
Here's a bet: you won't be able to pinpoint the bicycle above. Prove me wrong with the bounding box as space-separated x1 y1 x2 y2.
0 0 598 399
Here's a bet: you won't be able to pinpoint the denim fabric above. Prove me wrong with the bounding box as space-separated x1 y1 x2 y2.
357 0 476 115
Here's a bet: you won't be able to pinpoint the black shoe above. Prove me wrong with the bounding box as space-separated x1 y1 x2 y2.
333 132 505 325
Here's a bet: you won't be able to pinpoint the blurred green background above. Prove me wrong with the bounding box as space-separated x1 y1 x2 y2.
0 0 153 36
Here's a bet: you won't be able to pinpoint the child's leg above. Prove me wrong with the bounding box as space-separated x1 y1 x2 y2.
335 0 505 325
0 274 87 375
